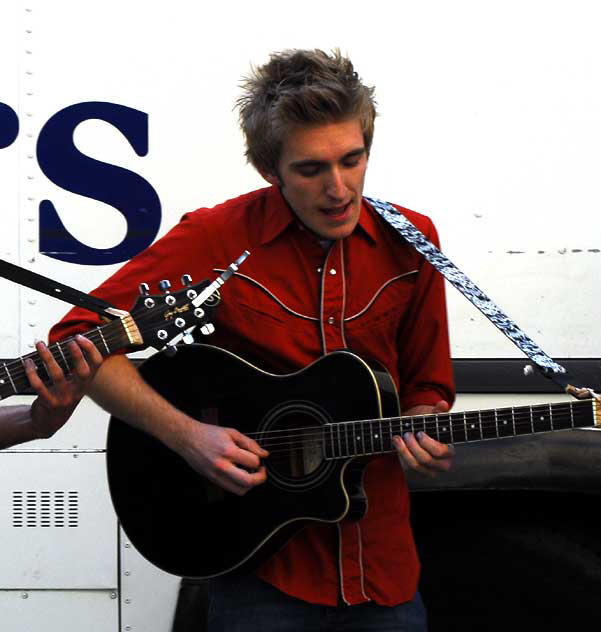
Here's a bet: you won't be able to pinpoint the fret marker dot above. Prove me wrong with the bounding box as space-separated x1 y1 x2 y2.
470 424 475 429
374 434 379 439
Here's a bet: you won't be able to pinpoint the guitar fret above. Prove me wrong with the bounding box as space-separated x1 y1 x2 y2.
326 424 335 459
2 362 17 394
55 341 70 373
343 421 350 457
511 407 516 436
436 414 451 444
364 420 373 455
334 424 342 457
549 403 554 430
96 327 111 354
569 401 574 427
431 415 439 442
529 405 535 434
494 409 499 437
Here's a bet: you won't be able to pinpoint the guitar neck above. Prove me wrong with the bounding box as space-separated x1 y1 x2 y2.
324 399 601 459
0 318 131 401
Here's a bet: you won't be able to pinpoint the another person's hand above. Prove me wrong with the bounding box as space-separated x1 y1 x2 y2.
393 400 455 477
26 334 103 439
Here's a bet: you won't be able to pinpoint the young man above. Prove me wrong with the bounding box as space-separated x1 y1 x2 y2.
0 335 103 449
50 49 455 630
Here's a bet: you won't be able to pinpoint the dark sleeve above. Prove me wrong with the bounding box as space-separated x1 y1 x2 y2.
395 217 455 411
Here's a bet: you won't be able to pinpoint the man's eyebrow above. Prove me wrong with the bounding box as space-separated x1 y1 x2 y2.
290 147 366 168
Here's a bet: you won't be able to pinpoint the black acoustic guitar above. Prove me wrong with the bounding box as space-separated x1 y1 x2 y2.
106 344 600 578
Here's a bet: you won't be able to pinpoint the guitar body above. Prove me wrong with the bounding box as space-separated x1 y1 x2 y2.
106 344 400 578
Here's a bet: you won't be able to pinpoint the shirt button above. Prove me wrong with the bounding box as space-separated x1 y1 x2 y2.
317 267 322 273
329 268 337 275
327 316 335 325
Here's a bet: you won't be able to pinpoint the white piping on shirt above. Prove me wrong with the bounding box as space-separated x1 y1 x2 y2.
212 269 319 321
336 522 370 605
344 270 419 322
357 523 370 601
337 523 350 605
339 241 348 349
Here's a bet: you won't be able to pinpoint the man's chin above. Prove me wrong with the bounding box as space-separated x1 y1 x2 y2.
312 222 356 241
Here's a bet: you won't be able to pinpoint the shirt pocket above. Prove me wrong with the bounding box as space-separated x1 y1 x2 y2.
344 273 416 335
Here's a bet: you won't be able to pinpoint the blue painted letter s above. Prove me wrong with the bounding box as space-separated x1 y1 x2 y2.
37 102 161 265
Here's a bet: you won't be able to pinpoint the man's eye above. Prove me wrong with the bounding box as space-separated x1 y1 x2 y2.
343 158 361 168
297 165 321 177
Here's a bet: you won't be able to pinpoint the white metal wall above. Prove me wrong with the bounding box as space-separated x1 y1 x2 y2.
1 1 600 630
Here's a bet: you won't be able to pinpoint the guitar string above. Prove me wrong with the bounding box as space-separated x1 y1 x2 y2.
242 400 590 442
254 414 591 449
0 295 213 389
262 418 592 462
259 417 592 459
248 406 593 455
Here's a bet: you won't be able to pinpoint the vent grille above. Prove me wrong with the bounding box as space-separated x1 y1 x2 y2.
12 491 79 528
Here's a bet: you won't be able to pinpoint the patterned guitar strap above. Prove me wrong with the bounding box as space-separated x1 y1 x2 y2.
366 197 596 400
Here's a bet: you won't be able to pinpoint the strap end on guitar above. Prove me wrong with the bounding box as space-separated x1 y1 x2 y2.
565 384 601 401
525 362 600 401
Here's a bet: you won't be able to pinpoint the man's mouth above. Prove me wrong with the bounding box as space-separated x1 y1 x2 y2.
320 201 351 217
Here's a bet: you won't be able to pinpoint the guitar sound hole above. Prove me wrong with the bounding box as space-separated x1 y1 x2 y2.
261 402 332 490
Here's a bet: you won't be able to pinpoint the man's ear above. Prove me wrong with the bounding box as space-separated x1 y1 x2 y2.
260 170 281 187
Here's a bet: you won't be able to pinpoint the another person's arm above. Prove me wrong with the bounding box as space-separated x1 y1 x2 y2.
0 335 103 449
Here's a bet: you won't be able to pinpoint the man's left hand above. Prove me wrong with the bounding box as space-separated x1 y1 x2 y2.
392 400 455 477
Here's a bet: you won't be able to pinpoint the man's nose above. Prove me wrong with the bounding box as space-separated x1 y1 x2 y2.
324 168 346 200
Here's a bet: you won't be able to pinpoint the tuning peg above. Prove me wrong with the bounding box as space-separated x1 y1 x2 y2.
138 282 150 295
159 279 171 293
181 274 192 287
200 323 215 336
182 333 195 345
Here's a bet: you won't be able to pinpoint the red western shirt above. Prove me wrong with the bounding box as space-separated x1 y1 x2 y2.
49 185 454 607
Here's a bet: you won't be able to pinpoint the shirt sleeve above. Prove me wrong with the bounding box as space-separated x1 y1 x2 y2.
48 211 212 349
395 216 455 411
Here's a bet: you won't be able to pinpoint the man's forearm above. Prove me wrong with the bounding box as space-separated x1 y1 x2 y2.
0 406 37 450
86 354 195 455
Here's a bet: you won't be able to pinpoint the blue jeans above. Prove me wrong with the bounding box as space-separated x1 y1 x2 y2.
207 573 427 631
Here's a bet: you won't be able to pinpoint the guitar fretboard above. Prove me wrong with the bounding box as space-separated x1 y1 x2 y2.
0 319 130 401
323 399 599 459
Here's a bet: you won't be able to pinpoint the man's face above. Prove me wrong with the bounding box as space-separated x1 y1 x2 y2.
266 118 368 240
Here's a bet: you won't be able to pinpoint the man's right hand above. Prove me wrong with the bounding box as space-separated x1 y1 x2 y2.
176 419 269 496
86 354 269 496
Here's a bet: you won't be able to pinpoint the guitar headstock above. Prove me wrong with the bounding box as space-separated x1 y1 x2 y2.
130 275 220 351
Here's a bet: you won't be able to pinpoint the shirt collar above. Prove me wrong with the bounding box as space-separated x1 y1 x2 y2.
260 185 379 246
260 186 297 246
